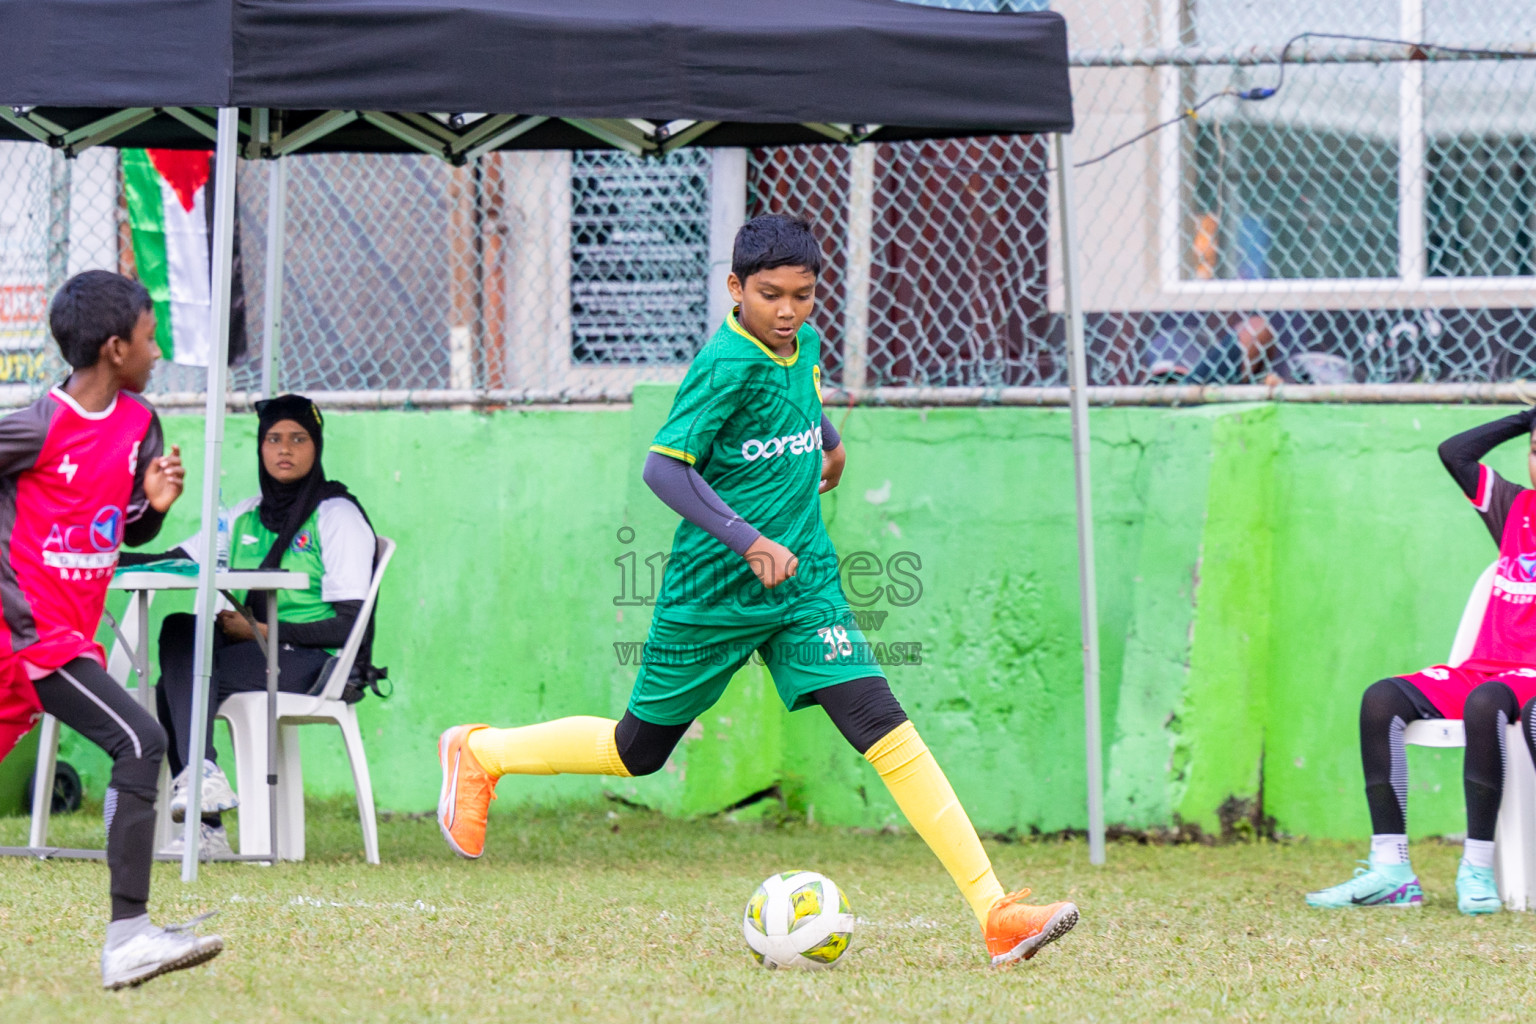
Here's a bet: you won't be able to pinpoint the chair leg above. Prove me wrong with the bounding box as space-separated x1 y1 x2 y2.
1496 722 1536 911
277 723 306 862
221 705 272 859
336 707 379 865
154 757 175 851
27 714 60 848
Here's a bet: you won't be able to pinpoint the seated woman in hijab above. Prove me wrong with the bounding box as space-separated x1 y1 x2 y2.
151 394 375 856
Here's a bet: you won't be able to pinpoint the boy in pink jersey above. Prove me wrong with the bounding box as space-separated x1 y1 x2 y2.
1307 407 1536 915
0 271 222 988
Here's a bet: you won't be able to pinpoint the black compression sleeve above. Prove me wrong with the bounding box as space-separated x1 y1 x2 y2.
117 545 190 567
1438 408 1535 499
278 600 362 649
642 451 762 555
122 506 167 548
821 413 840 451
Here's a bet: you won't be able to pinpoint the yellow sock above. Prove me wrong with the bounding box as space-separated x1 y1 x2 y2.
865 721 1006 928
466 716 632 778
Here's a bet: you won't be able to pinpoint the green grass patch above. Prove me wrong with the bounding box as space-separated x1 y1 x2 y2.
0 798 1530 1022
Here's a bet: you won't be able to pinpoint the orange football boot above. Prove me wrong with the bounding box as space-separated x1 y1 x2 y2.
984 889 1079 965
438 724 497 858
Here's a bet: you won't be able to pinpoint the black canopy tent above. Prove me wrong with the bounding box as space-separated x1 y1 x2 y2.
0 0 1072 155
0 0 1101 876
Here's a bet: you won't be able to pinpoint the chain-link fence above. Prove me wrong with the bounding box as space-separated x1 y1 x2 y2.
0 146 98 393
2 0 1534 406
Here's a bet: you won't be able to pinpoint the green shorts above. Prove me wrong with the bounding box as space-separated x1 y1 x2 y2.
628 604 886 726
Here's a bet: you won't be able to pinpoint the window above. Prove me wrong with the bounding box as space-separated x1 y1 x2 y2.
1176 0 1536 286
1424 60 1536 278
569 150 712 364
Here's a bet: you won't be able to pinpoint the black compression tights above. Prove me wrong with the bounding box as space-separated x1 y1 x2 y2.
1525 698 1536 802
1361 677 1535 842
32 658 167 921
1360 679 1424 836
1463 682 1520 843
612 676 908 776
811 676 909 754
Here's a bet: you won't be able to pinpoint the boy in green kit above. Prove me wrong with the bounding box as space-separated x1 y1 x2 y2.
438 214 1078 965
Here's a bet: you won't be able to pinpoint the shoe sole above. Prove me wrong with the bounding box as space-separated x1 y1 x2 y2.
991 903 1079 966
170 801 239 824
437 728 481 860
1304 898 1422 909
106 938 224 990
157 843 234 861
170 790 240 823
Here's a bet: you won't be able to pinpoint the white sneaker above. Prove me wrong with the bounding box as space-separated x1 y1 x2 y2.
170 761 239 822
160 822 234 861
101 919 223 989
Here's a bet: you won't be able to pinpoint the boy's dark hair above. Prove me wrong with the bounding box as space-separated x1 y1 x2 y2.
48 270 153 370
731 214 823 282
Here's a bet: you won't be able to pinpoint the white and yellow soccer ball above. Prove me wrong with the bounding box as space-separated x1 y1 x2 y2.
742 870 855 969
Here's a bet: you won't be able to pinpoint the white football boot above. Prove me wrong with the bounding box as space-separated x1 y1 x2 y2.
170 760 239 822
159 822 234 861
101 914 223 990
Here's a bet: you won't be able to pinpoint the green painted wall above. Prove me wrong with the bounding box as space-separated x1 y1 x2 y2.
3 396 1521 841
1263 407 1509 839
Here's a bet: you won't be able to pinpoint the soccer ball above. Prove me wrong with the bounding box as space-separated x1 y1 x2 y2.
742 870 855 969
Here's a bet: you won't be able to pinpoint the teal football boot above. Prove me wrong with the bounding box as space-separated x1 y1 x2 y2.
1305 860 1422 908
1456 860 1501 915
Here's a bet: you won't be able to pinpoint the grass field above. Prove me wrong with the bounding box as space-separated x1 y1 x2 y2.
0 798 1531 1023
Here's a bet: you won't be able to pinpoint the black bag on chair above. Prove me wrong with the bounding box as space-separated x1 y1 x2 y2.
303 537 391 704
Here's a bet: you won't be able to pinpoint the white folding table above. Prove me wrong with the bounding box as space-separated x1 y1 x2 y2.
4 568 307 864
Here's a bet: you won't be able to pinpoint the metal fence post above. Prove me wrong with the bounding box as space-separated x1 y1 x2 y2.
45 150 71 301
707 149 747 332
261 156 287 399
842 144 874 391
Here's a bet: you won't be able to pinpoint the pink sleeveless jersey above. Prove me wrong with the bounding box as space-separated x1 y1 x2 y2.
1390 464 1536 718
0 387 163 701
1464 466 1536 673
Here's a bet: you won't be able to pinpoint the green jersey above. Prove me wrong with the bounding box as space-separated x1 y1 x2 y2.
229 504 334 623
649 311 842 624
181 495 375 630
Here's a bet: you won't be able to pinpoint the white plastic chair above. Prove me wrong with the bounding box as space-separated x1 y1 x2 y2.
217 536 395 864
1403 561 1536 911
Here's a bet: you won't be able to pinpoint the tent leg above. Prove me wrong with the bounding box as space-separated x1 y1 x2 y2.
182 107 240 882
261 155 287 398
1053 133 1104 867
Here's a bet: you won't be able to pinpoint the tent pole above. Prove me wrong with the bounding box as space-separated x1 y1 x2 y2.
181 107 240 882
261 155 287 398
1052 132 1104 866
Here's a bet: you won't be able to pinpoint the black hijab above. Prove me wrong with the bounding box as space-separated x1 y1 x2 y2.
254 394 366 570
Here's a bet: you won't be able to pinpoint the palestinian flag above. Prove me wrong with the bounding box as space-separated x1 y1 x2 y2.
122 149 246 367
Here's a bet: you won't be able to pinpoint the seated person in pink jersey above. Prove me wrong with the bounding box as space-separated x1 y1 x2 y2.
1306 407 1536 916
0 270 223 988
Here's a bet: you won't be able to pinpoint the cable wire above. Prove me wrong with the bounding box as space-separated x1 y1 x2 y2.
918 32 1536 178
